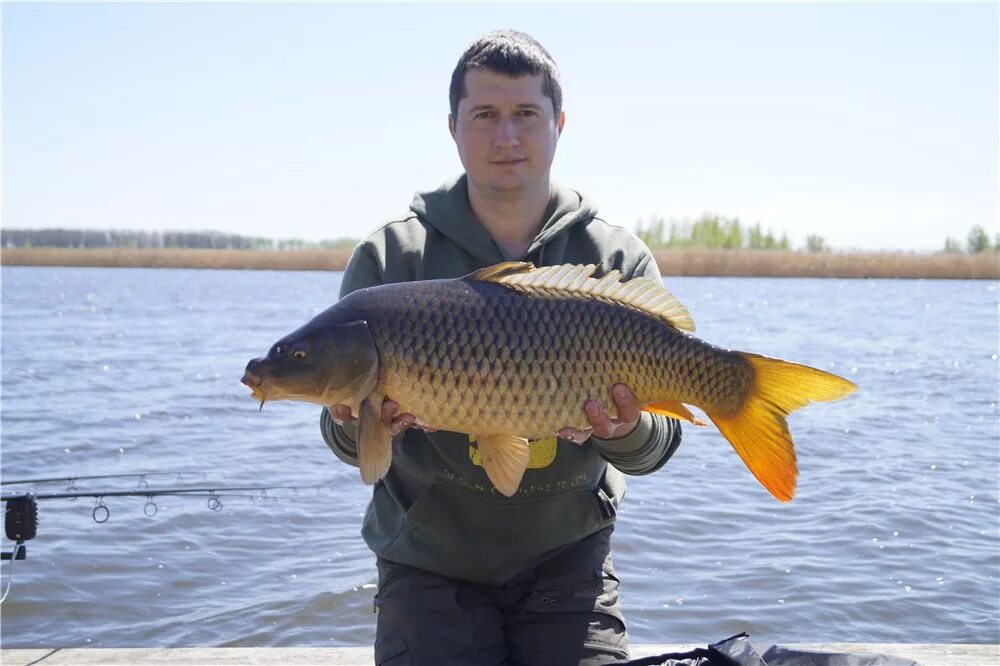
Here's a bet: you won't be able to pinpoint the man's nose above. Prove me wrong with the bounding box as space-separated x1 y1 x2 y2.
494 117 520 146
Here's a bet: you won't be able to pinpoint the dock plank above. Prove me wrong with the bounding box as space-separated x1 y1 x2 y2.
2 644 998 666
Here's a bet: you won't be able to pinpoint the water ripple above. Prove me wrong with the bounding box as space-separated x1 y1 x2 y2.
1 268 997 646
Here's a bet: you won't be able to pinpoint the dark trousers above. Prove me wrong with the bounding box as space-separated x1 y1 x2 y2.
373 526 629 665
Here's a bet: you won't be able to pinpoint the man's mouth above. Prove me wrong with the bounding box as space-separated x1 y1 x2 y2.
491 157 526 165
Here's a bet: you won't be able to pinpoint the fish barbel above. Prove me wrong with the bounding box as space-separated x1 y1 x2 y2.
242 262 857 501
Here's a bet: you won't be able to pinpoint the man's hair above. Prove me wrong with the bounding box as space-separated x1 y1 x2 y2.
449 30 563 120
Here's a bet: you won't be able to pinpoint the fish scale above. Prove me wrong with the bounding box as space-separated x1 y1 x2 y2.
365 279 730 437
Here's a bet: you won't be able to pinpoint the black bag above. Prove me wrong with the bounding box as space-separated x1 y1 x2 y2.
621 633 920 666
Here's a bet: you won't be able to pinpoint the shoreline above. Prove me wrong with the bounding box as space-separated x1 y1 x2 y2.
1 247 997 279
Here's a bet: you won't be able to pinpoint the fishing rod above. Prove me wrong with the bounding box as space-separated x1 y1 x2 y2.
0 481 329 604
1 470 208 488
1 483 329 561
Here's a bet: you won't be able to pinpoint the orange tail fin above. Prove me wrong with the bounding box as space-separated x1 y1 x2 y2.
707 353 857 502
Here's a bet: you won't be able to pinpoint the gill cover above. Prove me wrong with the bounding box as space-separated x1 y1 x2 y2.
323 320 379 404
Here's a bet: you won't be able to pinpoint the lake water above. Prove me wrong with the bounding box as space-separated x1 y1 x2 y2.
1 267 997 648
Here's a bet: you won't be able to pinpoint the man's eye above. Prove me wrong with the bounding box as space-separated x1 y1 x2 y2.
519 109 538 117
474 110 494 120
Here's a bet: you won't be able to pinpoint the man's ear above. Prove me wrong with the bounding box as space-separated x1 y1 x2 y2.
556 110 566 136
448 114 457 139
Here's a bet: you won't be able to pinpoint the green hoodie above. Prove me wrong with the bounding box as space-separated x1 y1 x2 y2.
321 175 681 585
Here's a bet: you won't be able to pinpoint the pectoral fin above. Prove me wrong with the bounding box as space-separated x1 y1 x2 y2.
475 434 530 497
644 400 707 426
358 396 392 484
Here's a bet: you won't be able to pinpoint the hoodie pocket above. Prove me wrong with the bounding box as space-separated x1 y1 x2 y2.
381 481 615 585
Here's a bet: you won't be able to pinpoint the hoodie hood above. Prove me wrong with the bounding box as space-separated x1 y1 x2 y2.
409 174 599 264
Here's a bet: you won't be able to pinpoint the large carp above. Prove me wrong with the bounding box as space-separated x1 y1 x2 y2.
242 262 856 501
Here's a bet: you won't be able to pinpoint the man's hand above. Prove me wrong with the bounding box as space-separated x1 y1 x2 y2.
558 384 641 444
328 400 435 436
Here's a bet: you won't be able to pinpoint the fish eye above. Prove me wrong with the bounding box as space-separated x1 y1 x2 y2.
293 350 307 361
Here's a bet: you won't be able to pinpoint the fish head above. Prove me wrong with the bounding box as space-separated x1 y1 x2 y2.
242 320 379 408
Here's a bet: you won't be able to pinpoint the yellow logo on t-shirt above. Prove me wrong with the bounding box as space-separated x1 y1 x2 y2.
468 435 557 469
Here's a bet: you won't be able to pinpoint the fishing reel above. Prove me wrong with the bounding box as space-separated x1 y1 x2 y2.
2 494 38 561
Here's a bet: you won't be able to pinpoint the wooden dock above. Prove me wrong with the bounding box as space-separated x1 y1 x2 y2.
3 644 997 665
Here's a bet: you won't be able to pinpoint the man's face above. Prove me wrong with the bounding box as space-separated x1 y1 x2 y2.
449 69 565 197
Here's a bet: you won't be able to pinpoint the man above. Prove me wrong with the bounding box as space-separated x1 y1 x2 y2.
321 30 682 665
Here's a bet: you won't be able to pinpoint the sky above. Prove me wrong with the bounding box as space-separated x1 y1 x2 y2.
3 1 998 251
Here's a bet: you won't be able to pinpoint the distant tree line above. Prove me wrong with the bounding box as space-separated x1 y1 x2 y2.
637 216 1000 254
943 226 1000 254
8 224 996 255
635 214 803 251
0 228 359 251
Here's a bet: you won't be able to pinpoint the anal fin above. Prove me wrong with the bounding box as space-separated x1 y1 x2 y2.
475 434 530 497
644 400 707 426
358 396 392 484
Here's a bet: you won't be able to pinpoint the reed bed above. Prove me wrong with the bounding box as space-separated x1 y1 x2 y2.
0 248 354 271
1 247 997 279
650 249 1000 279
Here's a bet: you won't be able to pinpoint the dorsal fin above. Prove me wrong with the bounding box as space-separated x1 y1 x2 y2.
465 261 536 281
469 262 695 332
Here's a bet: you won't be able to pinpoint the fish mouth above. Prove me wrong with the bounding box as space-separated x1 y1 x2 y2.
241 370 267 409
